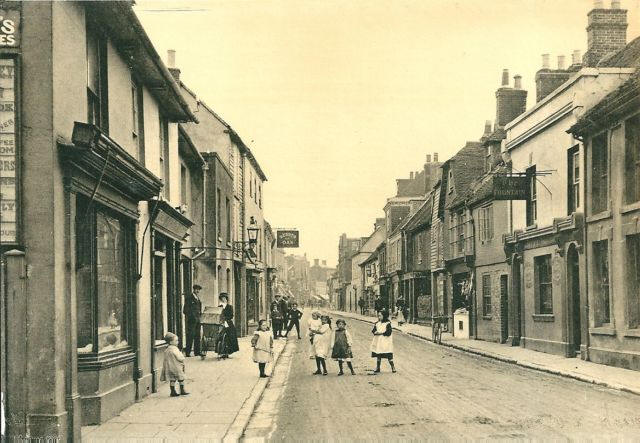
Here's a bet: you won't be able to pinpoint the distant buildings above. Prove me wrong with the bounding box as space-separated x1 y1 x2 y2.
335 0 640 378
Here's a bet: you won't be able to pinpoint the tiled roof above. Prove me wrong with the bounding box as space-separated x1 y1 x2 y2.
599 36 640 68
402 197 433 233
483 128 506 144
569 71 640 137
466 163 510 207
446 142 486 209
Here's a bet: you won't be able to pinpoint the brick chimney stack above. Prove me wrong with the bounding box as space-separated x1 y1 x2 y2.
426 154 431 163
495 70 527 128
535 53 572 102
167 49 181 81
583 0 627 67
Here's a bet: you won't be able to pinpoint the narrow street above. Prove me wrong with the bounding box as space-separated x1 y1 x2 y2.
246 312 640 440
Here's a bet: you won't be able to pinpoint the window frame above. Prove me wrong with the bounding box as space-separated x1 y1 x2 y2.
593 239 611 326
86 22 109 133
624 114 640 204
482 274 492 317
567 145 580 214
131 78 145 164
626 234 640 329
159 115 170 198
534 254 553 315
591 132 609 215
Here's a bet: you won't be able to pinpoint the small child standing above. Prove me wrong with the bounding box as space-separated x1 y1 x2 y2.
160 332 189 397
307 311 322 360
331 319 355 375
313 315 332 375
284 302 304 339
370 310 396 374
251 320 273 378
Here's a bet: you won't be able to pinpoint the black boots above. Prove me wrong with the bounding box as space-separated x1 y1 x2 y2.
259 362 268 378
170 385 179 397
347 362 355 375
313 357 322 375
179 384 189 395
338 361 344 376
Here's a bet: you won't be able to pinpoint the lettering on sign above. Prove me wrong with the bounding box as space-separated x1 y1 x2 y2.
493 175 530 201
276 230 299 248
0 10 19 47
0 58 16 244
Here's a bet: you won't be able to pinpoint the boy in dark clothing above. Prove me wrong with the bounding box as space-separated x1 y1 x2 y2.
279 296 289 337
270 295 284 339
284 303 303 339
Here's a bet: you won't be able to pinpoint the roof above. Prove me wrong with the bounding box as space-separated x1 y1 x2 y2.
89 2 197 123
178 124 205 168
445 142 486 209
569 71 640 137
483 128 506 144
403 195 433 233
599 36 640 68
465 163 510 207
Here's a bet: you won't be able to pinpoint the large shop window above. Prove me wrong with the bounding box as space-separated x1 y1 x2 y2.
534 254 553 315
625 115 640 204
591 133 609 215
627 234 640 329
593 240 611 326
76 196 133 353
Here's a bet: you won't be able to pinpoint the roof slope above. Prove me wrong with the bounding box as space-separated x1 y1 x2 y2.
446 142 486 209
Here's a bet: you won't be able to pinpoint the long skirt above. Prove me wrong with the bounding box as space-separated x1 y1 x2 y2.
217 321 240 355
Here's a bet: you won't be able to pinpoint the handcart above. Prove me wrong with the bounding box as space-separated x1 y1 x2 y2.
200 306 224 360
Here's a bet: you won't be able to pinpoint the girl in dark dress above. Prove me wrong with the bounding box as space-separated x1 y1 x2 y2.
331 319 355 375
218 293 239 358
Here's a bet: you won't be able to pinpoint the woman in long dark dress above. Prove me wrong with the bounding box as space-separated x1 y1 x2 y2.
218 293 239 358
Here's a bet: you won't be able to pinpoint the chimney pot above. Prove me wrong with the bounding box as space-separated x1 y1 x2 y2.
501 69 509 86
410 172 414 180
557 55 566 70
594 0 604 8
611 0 621 8
484 120 492 134
434 153 439 162
426 154 432 163
167 49 176 68
514 75 522 89
542 54 550 69
572 50 582 65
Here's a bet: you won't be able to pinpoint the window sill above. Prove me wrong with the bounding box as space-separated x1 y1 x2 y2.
154 341 169 350
623 329 640 338
621 202 640 215
78 347 136 372
589 327 616 336
525 224 537 231
586 210 612 223
532 314 555 322
482 315 492 320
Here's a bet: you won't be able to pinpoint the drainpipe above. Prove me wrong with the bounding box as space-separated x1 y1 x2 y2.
202 162 208 252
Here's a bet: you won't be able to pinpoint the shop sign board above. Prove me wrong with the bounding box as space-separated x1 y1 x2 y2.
0 57 16 244
493 175 529 200
0 9 18 47
276 230 299 248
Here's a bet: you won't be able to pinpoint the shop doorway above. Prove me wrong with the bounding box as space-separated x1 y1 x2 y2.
568 244 581 356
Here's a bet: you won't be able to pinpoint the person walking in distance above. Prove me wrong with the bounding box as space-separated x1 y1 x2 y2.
374 294 383 315
358 296 365 315
313 315 332 375
183 284 203 357
251 320 273 378
331 319 355 375
279 295 290 337
270 294 284 339
284 302 303 339
370 310 396 374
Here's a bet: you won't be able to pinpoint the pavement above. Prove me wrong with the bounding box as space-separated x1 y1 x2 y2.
82 334 289 442
332 310 640 397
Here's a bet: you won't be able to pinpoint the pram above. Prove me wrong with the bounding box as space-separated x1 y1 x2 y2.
199 306 224 360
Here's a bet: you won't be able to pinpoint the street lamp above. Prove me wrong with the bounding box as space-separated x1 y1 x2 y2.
247 216 259 247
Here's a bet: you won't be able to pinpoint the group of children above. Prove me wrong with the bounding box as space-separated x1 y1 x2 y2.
160 309 396 397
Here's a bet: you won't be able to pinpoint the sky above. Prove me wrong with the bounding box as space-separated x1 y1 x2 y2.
135 0 640 268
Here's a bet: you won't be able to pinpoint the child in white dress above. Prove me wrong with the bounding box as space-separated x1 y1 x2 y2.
251 320 273 378
313 315 332 375
370 310 396 374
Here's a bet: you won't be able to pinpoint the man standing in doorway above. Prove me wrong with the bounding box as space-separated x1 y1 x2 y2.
183 284 203 357
358 296 365 315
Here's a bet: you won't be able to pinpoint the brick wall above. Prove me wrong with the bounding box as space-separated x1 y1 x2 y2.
496 87 528 127
583 8 627 67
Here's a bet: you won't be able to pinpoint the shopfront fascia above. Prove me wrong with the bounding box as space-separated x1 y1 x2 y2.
148 198 194 392
59 122 163 425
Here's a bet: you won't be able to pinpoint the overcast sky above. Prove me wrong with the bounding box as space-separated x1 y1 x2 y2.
136 0 640 267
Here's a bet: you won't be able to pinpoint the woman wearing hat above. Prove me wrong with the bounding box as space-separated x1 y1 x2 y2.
217 293 239 358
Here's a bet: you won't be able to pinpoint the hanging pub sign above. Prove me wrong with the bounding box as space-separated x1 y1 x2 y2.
277 229 299 248
493 175 530 200
0 57 16 244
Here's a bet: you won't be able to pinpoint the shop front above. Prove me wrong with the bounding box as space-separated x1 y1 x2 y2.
59 122 163 425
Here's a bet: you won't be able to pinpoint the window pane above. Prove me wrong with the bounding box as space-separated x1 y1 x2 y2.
96 212 128 351
593 240 610 325
76 198 94 353
536 255 553 314
625 116 640 203
592 133 608 214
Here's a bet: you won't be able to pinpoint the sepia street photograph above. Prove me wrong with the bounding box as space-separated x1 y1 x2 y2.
2 0 640 441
